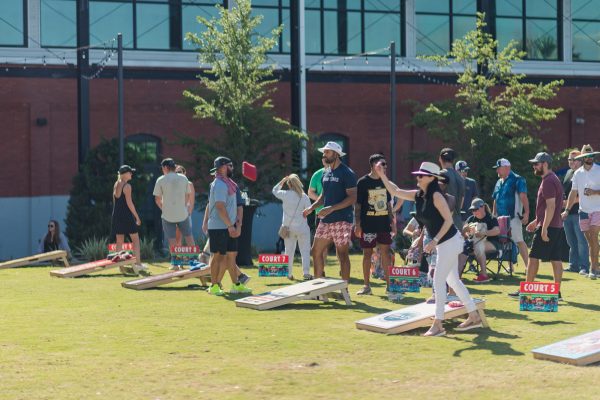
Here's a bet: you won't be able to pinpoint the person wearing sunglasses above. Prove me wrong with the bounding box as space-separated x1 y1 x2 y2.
564 144 600 278
38 220 71 256
375 161 482 337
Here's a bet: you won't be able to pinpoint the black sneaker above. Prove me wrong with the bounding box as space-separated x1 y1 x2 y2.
558 291 563 301
508 290 520 299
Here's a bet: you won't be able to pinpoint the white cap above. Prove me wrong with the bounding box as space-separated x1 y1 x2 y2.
318 141 346 157
493 158 511 169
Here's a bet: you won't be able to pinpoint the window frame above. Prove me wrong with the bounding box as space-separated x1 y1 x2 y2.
570 0 600 62
0 0 28 47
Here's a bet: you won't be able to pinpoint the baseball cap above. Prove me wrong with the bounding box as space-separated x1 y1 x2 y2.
492 158 511 169
455 160 470 171
528 152 552 164
118 165 136 174
210 156 232 173
469 198 486 211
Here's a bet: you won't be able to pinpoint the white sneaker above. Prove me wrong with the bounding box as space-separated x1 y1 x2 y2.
170 264 182 271
579 269 588 276
589 270 598 280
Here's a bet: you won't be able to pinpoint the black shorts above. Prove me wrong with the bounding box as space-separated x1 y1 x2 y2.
208 229 238 255
529 227 569 262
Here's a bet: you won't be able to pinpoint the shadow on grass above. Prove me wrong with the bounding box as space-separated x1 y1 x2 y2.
531 320 575 326
449 330 525 357
486 308 530 321
152 284 208 291
466 288 502 295
564 301 600 312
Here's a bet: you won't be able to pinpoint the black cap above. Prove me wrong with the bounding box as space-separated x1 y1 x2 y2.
210 156 232 173
118 165 136 174
439 148 457 162
529 152 552 164
161 158 176 168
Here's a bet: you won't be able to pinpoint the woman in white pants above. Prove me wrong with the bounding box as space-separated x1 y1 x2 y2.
273 174 312 280
376 161 482 337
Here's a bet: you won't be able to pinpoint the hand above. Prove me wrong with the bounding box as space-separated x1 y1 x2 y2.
317 206 333 219
541 226 549 242
302 207 313 218
135 217 141 226
560 210 569 221
227 225 236 238
584 188 596 196
373 161 387 178
424 241 436 254
188 206 193 215
520 213 529 225
526 221 536 233
354 225 362 238
202 222 208 235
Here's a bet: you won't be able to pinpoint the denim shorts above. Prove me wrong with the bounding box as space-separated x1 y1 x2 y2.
162 216 192 240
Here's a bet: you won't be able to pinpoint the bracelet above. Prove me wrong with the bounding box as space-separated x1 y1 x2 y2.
432 237 439 243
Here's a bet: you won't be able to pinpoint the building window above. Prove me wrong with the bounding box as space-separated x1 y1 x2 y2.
347 0 403 55
0 0 26 46
415 0 476 56
316 133 350 164
495 0 561 60
41 0 76 47
182 1 223 50
249 0 290 54
571 0 600 61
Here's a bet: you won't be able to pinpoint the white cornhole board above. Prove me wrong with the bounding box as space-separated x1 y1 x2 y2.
355 298 487 334
49 257 136 278
235 278 351 310
0 250 69 270
121 265 211 290
532 329 600 366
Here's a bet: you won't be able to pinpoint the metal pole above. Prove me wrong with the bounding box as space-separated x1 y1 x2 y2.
291 0 307 177
390 41 397 182
76 0 90 168
118 33 124 166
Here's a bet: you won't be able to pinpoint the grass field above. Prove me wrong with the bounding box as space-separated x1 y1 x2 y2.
2 255 599 400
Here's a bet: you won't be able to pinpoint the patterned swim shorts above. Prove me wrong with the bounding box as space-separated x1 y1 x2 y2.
315 221 353 247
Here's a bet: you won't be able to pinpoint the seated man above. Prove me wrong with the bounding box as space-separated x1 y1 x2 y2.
462 198 501 283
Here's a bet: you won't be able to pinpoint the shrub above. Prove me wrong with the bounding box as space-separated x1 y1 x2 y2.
74 236 109 262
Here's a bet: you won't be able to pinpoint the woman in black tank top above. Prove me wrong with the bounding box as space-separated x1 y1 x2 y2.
375 161 483 337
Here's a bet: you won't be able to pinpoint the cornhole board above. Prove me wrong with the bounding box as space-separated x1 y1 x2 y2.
235 278 351 310
121 265 211 290
355 298 487 334
532 330 600 366
49 257 136 278
0 250 69 270
170 245 209 286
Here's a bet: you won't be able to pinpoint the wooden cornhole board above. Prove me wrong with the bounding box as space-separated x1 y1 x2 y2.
0 250 69 270
355 298 487 334
235 278 351 310
532 329 600 366
49 257 136 278
121 265 211 290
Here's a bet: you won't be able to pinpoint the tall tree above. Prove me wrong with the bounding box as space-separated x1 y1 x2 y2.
183 0 306 200
411 13 563 198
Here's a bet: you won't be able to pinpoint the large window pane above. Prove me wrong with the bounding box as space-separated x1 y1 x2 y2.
572 21 600 61
41 0 76 47
364 0 401 12
526 0 557 18
416 14 449 55
496 17 523 51
526 19 558 60
0 0 25 46
347 11 361 54
323 10 338 53
453 0 476 14
496 0 522 17
90 1 133 48
365 12 400 51
453 15 475 42
347 0 361 11
305 9 321 54
281 7 291 53
572 0 600 20
415 0 449 14
251 8 280 51
136 3 169 49
182 5 220 50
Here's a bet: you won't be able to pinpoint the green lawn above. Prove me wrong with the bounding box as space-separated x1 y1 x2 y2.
2 255 599 400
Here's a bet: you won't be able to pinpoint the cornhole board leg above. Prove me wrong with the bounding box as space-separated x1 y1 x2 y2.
199 276 210 286
532 329 600 366
50 258 137 278
355 298 486 334
0 250 69 270
235 278 350 310
121 267 211 290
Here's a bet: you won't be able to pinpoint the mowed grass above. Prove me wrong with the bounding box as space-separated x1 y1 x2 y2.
1 255 599 400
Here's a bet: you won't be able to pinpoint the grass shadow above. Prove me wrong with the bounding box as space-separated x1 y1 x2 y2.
564 301 600 312
486 308 530 321
466 288 502 295
152 284 208 291
449 330 525 357
531 320 576 326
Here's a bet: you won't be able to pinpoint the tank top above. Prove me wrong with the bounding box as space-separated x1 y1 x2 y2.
414 189 457 244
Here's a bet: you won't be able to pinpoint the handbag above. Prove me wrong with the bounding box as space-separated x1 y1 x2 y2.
279 194 303 239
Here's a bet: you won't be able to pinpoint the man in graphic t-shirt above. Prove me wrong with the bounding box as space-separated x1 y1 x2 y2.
354 154 393 295
303 141 357 281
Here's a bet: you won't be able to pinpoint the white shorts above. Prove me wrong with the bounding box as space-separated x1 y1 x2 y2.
510 216 524 243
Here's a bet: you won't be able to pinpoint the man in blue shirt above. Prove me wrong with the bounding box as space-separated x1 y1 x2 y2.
303 141 357 281
492 158 530 267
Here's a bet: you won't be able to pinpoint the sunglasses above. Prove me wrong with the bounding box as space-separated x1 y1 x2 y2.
567 158 576 161
48 225 55 228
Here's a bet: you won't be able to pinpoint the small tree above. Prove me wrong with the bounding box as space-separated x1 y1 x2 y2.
65 139 153 249
411 13 563 198
183 0 306 200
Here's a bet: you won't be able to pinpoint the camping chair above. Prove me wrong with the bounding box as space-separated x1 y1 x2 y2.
463 216 517 279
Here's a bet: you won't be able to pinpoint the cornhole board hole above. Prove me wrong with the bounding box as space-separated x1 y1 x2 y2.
122 265 211 290
355 298 487 334
50 257 137 278
235 278 351 310
170 245 209 286
258 254 289 277
519 282 559 312
0 250 69 270
532 330 600 366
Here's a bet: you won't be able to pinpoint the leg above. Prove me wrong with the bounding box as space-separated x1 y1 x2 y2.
587 227 600 273
210 253 225 285
573 219 589 271
517 241 529 267
379 243 392 287
129 233 141 263
361 248 374 287
175 226 182 246
284 235 298 278
115 234 125 252
550 260 563 284
336 244 351 282
297 229 312 276
312 237 332 278
473 240 488 275
562 215 578 270
225 251 239 284
526 257 540 282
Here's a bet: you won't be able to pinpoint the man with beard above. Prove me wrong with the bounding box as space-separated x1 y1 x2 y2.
509 152 566 299
438 148 465 229
564 144 600 279
303 142 357 281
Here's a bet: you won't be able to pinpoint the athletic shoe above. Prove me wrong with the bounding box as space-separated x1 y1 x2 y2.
579 269 588 276
238 273 251 285
589 270 598 280
508 290 520 299
356 286 372 295
473 274 491 283
303 274 313 281
207 284 224 296
386 291 403 302
230 283 252 294
558 291 564 301
170 265 182 271
133 263 151 276
564 265 580 273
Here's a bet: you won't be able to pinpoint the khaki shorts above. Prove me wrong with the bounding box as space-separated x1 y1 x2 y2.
510 216 524 243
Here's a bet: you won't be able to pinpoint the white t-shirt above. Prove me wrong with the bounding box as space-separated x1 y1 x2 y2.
571 163 600 213
153 172 191 222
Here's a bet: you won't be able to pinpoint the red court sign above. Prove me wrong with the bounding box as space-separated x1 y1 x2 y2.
520 282 560 295
170 245 201 254
389 266 420 278
108 243 134 251
258 254 289 264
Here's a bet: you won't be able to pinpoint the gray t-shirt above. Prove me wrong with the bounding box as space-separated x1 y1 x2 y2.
442 167 465 227
153 172 190 223
207 179 238 230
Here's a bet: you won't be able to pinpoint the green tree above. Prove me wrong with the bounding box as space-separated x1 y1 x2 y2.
182 0 306 200
410 13 563 200
65 139 153 249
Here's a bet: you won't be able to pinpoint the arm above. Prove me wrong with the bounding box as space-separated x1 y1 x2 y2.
423 192 455 253
187 182 195 215
519 191 529 224
308 187 319 201
154 196 162 210
354 203 362 236
234 205 243 238
540 197 555 241
318 187 357 219
272 178 288 200
303 193 324 218
403 223 416 238
492 200 497 217
123 184 141 225
561 189 579 220
202 204 209 234
215 201 236 237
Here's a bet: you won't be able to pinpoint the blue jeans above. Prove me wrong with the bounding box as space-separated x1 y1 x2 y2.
563 213 589 270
